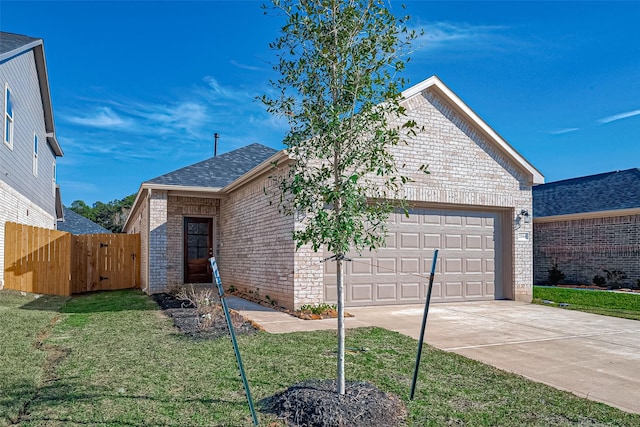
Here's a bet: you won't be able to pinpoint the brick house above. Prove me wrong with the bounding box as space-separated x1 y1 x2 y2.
0 32 64 289
124 76 543 309
533 169 640 286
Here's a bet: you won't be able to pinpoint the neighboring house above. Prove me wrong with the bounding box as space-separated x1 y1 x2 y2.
533 169 640 286
57 206 112 235
0 32 63 289
124 76 543 309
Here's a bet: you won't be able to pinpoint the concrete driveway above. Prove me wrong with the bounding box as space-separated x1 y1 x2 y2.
227 298 640 414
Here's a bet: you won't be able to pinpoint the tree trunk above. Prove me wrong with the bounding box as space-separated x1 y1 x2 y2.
336 256 346 395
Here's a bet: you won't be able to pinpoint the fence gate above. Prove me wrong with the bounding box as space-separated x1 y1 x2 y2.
71 233 141 294
3 222 140 296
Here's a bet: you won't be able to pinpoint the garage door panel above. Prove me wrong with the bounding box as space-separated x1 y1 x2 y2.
465 258 483 274
444 258 463 274
466 281 484 297
465 234 483 250
352 258 373 275
424 233 440 248
429 281 442 298
465 216 483 227
400 282 420 300
376 258 396 275
376 283 397 300
351 284 373 302
400 258 419 274
400 233 420 249
324 208 501 306
445 281 463 298
444 234 463 249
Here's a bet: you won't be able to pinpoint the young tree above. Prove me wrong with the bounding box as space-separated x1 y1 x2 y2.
262 0 420 395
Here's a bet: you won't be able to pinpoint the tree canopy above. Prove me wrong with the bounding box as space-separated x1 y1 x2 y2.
69 194 136 233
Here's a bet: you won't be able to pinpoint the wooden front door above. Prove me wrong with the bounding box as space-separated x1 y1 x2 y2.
184 217 213 283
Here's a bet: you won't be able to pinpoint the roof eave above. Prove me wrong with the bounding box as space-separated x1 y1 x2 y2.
33 43 63 157
403 75 544 186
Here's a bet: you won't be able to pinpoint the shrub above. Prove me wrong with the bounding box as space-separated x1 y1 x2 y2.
547 263 565 285
592 275 606 287
602 269 628 289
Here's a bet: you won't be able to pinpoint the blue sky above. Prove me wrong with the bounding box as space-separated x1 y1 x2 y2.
1 1 638 205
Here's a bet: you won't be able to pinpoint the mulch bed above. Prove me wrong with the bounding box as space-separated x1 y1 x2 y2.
261 379 407 427
152 293 262 339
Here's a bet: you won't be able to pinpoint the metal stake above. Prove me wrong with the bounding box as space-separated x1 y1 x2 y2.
410 249 439 400
209 257 259 425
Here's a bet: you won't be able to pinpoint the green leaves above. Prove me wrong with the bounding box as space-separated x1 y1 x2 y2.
262 0 418 255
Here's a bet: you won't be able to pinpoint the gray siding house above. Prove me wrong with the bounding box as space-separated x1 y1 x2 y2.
125 76 544 309
533 169 640 286
0 32 63 288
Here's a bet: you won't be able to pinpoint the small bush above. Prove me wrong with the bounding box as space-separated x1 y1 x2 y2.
175 285 220 330
603 269 628 289
592 275 606 287
547 263 565 285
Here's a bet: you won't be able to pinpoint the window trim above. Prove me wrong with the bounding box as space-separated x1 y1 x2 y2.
4 83 14 149
33 132 39 176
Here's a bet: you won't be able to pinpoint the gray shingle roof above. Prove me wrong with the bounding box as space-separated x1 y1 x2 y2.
0 32 39 55
533 168 640 217
146 143 278 188
57 207 112 235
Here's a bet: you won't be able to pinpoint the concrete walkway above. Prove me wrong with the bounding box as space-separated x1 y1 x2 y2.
226 297 640 414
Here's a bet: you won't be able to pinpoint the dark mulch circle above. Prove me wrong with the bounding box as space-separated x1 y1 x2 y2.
260 379 407 427
152 293 261 339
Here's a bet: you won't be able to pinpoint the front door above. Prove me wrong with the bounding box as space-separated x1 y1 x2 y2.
184 217 213 283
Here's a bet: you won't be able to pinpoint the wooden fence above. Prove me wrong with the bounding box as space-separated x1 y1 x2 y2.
3 222 140 296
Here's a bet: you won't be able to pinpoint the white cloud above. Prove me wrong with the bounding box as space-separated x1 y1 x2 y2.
548 128 580 135
230 59 265 72
597 109 640 124
412 21 511 53
64 106 129 128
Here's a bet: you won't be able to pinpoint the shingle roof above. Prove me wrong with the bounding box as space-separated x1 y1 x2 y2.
57 207 112 235
0 32 40 56
533 168 640 217
146 143 278 188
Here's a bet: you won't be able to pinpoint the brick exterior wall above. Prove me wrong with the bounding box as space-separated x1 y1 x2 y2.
148 190 168 294
220 173 298 309
534 214 640 286
0 181 55 288
166 196 220 287
391 88 534 301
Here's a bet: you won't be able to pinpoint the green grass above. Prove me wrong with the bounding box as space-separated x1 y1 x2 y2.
2 289 639 426
533 286 640 321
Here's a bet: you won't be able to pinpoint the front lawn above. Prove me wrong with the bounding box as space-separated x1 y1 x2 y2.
533 286 640 321
2 289 639 426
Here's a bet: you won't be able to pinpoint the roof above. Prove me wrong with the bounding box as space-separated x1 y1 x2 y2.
0 32 39 56
0 31 62 156
146 143 278 188
402 76 544 185
533 168 640 217
57 207 112 235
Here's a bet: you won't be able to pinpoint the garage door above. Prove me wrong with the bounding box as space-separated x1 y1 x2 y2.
324 208 501 306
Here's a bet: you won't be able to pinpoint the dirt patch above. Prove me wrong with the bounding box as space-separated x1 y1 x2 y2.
261 379 407 427
152 293 262 339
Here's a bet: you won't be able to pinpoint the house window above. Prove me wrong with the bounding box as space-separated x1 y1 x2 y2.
52 162 56 195
33 133 38 176
4 84 14 149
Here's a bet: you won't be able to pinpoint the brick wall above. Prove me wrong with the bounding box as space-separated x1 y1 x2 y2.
534 214 640 286
220 173 298 309
148 190 167 294
391 88 534 301
0 181 55 288
166 196 220 287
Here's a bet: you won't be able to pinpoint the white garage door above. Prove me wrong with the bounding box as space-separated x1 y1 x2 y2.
324 208 501 306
